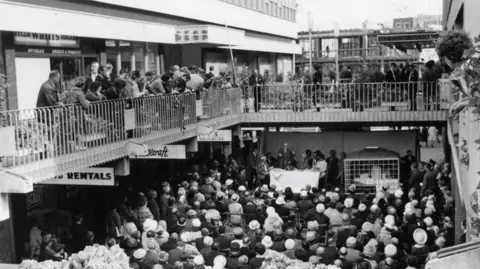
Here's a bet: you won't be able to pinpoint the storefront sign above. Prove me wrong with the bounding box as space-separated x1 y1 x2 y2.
198 130 232 142
16 46 82 55
129 145 186 159
175 26 209 44
14 32 80 48
42 168 115 186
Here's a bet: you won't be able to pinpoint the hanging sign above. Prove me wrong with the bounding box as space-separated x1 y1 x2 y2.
198 130 232 142
129 145 186 159
14 32 80 48
42 168 115 186
26 185 43 211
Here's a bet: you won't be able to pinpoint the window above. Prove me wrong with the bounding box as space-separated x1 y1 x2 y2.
404 22 411 29
395 23 402 29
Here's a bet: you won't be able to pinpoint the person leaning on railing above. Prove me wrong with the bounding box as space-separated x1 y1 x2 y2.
36 70 64 108
64 77 90 109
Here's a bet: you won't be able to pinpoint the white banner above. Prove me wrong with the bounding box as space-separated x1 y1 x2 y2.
198 130 232 142
129 145 186 159
14 32 80 48
43 168 115 186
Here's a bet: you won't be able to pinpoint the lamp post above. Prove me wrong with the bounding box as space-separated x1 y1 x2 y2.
307 12 314 78
334 22 340 86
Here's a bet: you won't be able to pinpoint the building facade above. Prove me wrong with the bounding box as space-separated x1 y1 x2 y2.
443 0 480 38
0 0 300 111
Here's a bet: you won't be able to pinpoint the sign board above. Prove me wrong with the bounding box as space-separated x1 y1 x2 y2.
42 168 115 186
14 32 80 48
129 145 186 159
175 26 209 44
124 109 136 130
198 130 232 142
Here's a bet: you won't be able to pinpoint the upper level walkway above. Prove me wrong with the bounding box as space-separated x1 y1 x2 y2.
0 81 450 185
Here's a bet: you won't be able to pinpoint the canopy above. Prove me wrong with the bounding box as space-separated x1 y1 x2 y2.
0 170 33 194
346 147 400 160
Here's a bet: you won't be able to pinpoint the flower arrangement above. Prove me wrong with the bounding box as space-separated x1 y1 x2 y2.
261 249 341 269
19 244 132 269
437 31 473 65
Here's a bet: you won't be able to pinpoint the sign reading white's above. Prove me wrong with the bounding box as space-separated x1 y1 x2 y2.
130 145 186 159
198 130 232 142
43 168 114 186
14 32 80 48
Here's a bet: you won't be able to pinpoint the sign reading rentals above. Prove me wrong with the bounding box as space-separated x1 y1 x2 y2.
130 145 186 159
42 168 115 186
198 130 232 142
14 32 80 48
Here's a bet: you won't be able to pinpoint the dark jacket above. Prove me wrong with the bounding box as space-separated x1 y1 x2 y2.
85 90 107 102
248 74 264 87
385 69 397 83
147 198 161 221
36 80 60 108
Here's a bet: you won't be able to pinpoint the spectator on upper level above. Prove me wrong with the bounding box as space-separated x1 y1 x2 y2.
37 70 63 108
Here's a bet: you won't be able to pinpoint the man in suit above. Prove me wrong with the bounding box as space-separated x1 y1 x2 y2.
257 155 270 187
246 148 259 189
408 63 419 110
408 163 424 191
86 61 100 90
422 164 440 196
403 150 417 168
36 70 63 108
385 63 398 83
70 214 88 253
249 70 264 112
311 64 323 107
96 65 116 99
277 143 295 169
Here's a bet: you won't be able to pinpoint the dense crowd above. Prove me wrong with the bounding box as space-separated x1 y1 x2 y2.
36 63 235 110
25 146 459 269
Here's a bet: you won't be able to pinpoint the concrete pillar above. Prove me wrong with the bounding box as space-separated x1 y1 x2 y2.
3 32 18 110
155 50 161 76
115 40 121 75
144 43 149 73
130 43 136 71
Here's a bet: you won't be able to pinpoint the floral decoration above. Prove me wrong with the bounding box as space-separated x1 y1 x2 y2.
19 244 131 269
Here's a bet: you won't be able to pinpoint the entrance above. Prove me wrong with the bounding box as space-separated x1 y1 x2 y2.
50 58 81 84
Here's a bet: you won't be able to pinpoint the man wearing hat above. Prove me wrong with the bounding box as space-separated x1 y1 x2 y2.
297 190 315 217
133 248 148 269
283 239 296 259
157 251 171 269
304 203 330 237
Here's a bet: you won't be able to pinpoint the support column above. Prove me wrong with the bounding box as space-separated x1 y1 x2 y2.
159 46 165 74
115 40 121 74
155 50 161 76
292 54 295 76
144 43 149 73
130 43 136 71
3 32 17 110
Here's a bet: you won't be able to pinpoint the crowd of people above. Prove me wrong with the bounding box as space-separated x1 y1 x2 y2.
27 145 460 269
36 63 235 110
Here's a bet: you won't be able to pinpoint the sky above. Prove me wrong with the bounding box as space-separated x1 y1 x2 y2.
296 0 443 31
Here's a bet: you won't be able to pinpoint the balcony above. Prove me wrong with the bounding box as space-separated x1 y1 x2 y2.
0 82 450 184
298 47 420 63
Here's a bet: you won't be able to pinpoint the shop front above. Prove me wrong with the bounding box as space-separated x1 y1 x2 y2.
9 32 102 110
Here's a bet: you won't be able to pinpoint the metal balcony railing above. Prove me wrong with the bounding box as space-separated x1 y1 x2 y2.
302 47 420 60
242 81 449 112
0 82 452 181
0 89 242 181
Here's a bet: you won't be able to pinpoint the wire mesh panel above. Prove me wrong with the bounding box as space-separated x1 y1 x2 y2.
344 158 399 194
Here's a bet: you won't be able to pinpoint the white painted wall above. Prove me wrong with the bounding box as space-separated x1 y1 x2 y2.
92 0 298 39
464 0 480 38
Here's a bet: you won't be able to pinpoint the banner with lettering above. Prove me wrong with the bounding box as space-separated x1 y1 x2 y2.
198 130 232 142
14 32 80 48
41 168 115 186
129 145 186 159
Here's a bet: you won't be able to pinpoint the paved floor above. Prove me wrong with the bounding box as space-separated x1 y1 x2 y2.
419 137 445 163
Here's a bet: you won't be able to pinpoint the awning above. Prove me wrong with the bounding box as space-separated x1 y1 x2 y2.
0 1 176 44
0 170 33 194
